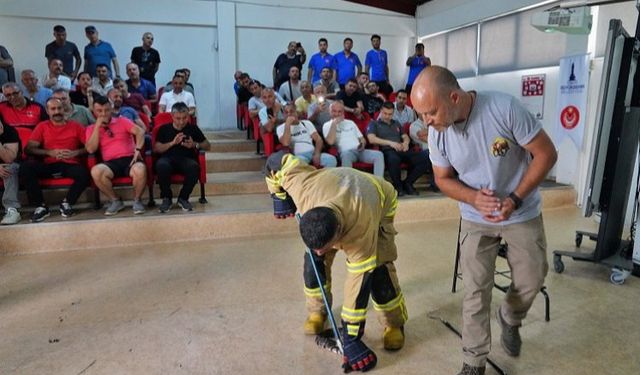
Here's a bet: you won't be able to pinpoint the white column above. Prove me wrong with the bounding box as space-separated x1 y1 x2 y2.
216 1 238 130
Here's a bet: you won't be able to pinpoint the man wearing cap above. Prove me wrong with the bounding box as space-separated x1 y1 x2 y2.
45 25 82 80
84 25 120 78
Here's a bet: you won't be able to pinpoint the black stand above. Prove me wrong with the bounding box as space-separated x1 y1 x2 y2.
553 16 640 283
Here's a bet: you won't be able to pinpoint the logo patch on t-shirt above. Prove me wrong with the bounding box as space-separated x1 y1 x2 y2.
491 137 510 157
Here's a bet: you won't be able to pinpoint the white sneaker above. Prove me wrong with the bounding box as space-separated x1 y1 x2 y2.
1 207 21 225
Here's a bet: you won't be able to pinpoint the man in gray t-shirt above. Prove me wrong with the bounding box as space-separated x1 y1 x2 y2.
411 66 557 375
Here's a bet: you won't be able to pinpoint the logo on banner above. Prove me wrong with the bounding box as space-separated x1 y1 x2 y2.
560 105 580 129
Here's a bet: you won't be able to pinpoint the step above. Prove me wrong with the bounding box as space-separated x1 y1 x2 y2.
0 187 577 255
204 130 248 141
208 138 256 153
206 152 265 173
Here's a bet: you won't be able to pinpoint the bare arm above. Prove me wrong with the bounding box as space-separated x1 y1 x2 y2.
72 49 82 80
0 137 18 163
513 130 557 200
311 131 324 156
307 68 313 83
278 122 292 147
324 119 339 146
272 67 278 87
112 57 121 78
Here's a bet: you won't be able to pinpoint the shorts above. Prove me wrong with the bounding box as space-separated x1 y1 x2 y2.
102 156 134 178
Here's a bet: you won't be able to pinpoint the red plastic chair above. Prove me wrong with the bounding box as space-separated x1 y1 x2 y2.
16 127 89 191
150 123 208 204
138 111 151 132
154 112 174 128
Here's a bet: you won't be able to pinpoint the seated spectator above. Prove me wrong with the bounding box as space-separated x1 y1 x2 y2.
164 69 195 97
70 72 94 108
278 66 302 103
113 78 151 117
0 118 21 225
392 89 417 124
357 72 370 95
154 102 211 213
276 103 336 168
21 69 52 107
409 118 429 151
233 70 243 95
335 79 365 120
0 82 48 128
363 81 385 116
51 88 95 126
85 96 147 215
367 102 429 196
313 67 339 99
248 81 286 119
258 88 285 135
236 72 253 106
306 84 330 133
159 75 196 115
21 97 89 222
294 81 316 117
323 101 383 176
90 63 113 97
107 88 146 130
125 62 157 101
42 58 72 91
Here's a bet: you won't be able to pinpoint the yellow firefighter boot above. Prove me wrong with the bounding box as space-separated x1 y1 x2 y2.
303 313 326 335
383 326 405 350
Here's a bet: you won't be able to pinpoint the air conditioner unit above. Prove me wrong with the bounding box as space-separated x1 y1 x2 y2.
531 6 592 34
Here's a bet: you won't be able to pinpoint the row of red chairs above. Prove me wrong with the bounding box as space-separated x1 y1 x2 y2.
2 114 207 210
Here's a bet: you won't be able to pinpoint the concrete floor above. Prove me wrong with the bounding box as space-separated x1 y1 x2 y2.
1 206 639 374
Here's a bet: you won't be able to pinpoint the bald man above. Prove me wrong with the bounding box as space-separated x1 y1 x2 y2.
411 66 557 375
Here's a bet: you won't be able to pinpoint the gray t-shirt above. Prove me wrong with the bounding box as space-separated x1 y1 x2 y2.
428 91 543 225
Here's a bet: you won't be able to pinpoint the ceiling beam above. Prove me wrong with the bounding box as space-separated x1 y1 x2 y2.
343 0 417 16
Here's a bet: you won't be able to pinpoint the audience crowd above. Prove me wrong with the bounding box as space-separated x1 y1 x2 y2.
0 27 434 225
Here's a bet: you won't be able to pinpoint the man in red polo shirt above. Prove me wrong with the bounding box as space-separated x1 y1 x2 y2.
21 98 89 222
0 82 48 129
86 96 146 216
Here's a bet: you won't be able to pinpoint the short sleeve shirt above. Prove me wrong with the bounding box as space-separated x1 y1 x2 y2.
155 123 206 160
274 53 303 84
322 119 362 153
276 120 317 155
367 119 403 148
126 78 157 100
31 120 86 164
365 49 388 81
258 106 285 127
308 52 334 83
159 90 195 111
336 91 363 110
407 56 431 85
45 41 80 76
130 47 161 81
333 51 362 85
84 40 116 76
86 117 136 161
428 91 543 225
0 100 48 128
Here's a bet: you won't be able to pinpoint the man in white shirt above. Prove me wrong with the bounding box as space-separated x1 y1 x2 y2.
90 63 113 97
323 101 384 176
393 89 417 124
42 58 72 91
276 103 336 168
159 74 196 115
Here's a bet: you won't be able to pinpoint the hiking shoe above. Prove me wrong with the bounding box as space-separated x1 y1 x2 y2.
177 198 193 212
31 206 50 223
457 363 486 375
303 313 326 335
1 207 21 225
132 199 145 215
496 306 521 357
158 198 172 213
59 201 74 218
383 326 405 350
104 199 125 216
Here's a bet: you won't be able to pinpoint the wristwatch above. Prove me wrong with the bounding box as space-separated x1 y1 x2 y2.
508 192 523 210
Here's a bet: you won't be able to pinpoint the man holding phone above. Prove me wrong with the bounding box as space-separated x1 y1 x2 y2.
153 102 210 213
273 41 306 89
